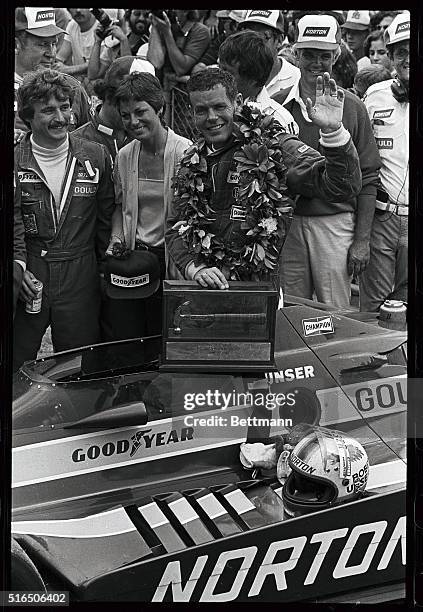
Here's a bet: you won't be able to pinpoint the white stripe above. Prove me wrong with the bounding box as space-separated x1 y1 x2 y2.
367 460 406 490
59 156 76 216
197 493 227 520
168 498 198 525
11 507 136 538
13 437 247 488
224 489 256 514
138 502 169 528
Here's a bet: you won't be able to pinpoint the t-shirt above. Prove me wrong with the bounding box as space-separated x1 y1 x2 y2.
64 20 98 64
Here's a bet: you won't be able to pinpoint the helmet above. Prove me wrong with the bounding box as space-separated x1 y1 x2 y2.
282 426 369 517
384 11 410 47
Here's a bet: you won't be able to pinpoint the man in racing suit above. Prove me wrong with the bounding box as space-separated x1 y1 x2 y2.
359 12 409 311
166 67 362 289
13 69 115 372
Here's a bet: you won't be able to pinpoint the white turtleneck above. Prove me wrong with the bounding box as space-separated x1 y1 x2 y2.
31 135 69 217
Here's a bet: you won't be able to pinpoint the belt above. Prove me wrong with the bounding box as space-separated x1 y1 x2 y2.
27 244 94 261
375 200 408 216
376 188 408 216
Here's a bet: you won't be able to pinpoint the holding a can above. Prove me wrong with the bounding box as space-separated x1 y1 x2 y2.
20 272 43 315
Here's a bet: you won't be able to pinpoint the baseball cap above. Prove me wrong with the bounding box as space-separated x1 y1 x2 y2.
384 11 410 47
295 15 341 51
105 250 161 300
242 10 284 33
15 7 65 37
103 56 155 89
342 10 370 31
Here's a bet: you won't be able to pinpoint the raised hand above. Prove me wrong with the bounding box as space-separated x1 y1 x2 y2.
306 72 344 133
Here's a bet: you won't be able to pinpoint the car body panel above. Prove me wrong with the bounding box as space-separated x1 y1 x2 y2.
11 303 407 602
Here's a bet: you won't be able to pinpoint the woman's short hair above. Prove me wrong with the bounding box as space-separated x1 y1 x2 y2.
17 69 74 128
364 30 385 58
114 72 165 113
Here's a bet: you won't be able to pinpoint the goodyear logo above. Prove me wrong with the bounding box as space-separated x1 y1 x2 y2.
303 26 330 37
396 21 410 34
302 315 334 337
248 10 272 19
227 170 240 184
230 205 247 221
35 10 54 22
72 427 195 463
111 273 149 287
373 109 394 119
376 138 394 149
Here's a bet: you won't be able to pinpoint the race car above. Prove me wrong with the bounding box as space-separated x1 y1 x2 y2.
11 294 407 603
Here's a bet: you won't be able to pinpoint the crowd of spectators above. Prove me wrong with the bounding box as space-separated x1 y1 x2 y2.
13 8 409 367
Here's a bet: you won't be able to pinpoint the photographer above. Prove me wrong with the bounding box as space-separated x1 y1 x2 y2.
147 10 210 77
88 14 132 81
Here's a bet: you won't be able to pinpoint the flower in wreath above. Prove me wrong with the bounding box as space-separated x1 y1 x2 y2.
171 105 294 280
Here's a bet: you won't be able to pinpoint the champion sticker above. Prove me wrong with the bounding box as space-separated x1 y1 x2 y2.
302 315 334 337
111 273 150 287
376 138 394 149
303 27 330 37
396 21 410 34
373 109 394 119
297 144 309 154
230 205 247 221
227 170 240 184
23 213 38 235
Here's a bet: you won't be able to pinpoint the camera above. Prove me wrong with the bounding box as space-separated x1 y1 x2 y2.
150 9 178 24
90 8 112 29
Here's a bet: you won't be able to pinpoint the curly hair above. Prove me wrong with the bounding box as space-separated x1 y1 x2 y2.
17 69 74 128
187 66 238 102
364 30 385 58
219 31 273 89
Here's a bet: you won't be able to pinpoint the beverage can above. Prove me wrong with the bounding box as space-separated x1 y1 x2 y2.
25 279 43 314
378 299 407 331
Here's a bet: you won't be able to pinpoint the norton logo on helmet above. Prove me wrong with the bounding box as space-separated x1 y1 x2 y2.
303 27 330 37
290 453 316 475
396 21 410 34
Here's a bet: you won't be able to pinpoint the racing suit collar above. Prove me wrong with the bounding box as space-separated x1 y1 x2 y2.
206 133 239 157
18 131 100 172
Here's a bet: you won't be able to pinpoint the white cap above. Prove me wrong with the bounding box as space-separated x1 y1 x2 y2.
385 11 410 47
130 58 155 76
228 10 248 24
343 10 371 31
15 7 65 37
296 14 341 51
242 10 284 33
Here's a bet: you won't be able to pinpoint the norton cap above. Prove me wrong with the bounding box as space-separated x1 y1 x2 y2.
242 10 284 33
15 7 65 37
384 11 410 47
295 15 341 51
105 250 161 300
342 10 371 31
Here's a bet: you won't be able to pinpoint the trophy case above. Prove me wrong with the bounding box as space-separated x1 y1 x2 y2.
161 281 278 372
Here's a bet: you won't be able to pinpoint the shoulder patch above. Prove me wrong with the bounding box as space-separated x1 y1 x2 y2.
298 144 309 154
